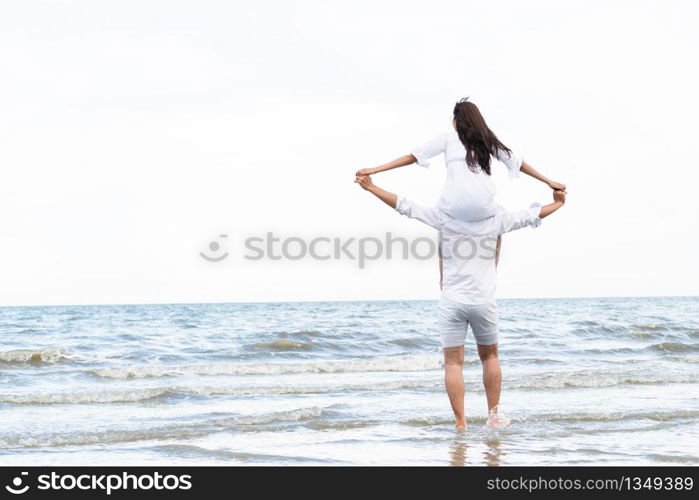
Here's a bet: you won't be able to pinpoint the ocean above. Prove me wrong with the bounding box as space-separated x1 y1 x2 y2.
0 297 697 466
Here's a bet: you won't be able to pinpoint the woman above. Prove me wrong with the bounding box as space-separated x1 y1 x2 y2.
357 98 565 215
356 98 566 270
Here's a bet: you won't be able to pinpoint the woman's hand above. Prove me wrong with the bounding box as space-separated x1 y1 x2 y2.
355 167 376 177
547 180 567 191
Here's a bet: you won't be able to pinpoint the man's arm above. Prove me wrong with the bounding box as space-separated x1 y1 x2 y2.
499 189 566 234
355 174 443 230
355 174 397 208
539 189 566 218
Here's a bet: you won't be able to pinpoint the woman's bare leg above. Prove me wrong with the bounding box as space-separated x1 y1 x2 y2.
495 235 502 267
443 346 466 429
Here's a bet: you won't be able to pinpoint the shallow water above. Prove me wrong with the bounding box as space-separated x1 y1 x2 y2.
1 297 697 465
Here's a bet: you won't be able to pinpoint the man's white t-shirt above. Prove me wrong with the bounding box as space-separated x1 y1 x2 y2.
395 197 541 305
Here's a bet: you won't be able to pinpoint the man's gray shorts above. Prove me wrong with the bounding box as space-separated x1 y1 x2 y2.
437 296 499 348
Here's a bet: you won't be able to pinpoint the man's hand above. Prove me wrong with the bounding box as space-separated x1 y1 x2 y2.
354 174 374 191
355 168 376 177
553 188 567 204
354 174 397 208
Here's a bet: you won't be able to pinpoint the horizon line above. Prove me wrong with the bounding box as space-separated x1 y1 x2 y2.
0 294 696 309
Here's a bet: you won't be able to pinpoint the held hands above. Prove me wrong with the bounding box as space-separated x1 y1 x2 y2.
553 188 567 204
547 180 567 191
354 174 374 191
355 167 377 177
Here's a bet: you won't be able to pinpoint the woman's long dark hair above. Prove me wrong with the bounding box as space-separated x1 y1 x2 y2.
453 98 511 175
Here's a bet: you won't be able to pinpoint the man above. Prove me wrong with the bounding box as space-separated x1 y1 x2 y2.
355 174 566 429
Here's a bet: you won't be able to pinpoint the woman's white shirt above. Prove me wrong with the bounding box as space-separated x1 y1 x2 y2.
410 130 524 222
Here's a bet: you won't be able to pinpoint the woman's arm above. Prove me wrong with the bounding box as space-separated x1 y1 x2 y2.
520 161 566 191
356 154 417 177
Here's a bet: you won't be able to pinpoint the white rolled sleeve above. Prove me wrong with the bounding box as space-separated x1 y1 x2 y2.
410 133 447 168
496 148 524 179
395 196 445 231
498 203 542 234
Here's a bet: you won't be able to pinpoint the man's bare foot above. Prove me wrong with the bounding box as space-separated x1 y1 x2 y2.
486 409 511 429
455 421 467 430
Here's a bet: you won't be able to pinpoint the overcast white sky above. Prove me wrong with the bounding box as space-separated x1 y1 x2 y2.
1 0 698 306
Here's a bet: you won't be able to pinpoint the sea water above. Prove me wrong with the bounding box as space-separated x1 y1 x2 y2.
0 297 697 465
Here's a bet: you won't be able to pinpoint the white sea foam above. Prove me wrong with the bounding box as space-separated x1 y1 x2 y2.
0 380 439 405
90 355 444 379
506 370 699 390
403 409 699 427
0 407 326 449
0 347 72 364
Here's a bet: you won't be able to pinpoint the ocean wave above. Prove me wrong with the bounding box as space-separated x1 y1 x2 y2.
633 323 672 332
402 409 699 428
571 322 693 340
0 407 326 450
664 355 699 363
0 388 171 405
0 347 72 365
646 453 699 464
287 330 323 337
506 370 699 390
389 338 429 348
305 419 380 431
89 355 444 379
403 415 486 426
153 444 323 463
25 369 694 405
16 328 45 335
522 409 699 424
247 339 314 351
648 342 699 352
0 380 439 405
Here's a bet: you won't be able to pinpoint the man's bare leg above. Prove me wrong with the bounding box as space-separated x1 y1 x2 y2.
477 344 501 411
477 343 510 428
443 346 466 429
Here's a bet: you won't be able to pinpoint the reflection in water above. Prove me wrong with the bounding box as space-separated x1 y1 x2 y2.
449 434 468 466
449 432 505 466
484 436 503 466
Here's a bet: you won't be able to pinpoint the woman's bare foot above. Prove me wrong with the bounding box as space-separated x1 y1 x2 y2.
455 420 468 430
